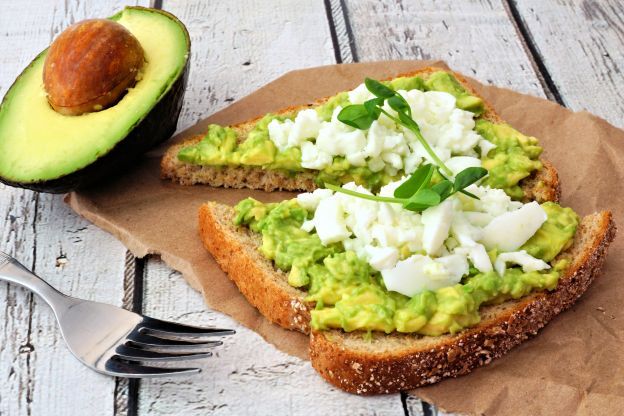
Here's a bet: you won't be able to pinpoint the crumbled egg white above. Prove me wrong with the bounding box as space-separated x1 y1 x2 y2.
494 250 550 276
267 84 496 177
481 201 547 251
421 199 455 255
383 254 468 295
298 179 549 298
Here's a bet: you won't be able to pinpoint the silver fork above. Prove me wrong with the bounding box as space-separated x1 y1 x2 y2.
0 251 234 377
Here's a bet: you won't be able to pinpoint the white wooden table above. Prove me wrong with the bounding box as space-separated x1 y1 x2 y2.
0 1 622 415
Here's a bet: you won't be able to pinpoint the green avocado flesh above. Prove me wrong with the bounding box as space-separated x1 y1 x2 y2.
177 71 541 197
0 8 189 186
477 120 543 199
234 197 579 336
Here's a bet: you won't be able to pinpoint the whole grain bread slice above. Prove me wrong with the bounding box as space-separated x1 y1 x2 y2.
198 202 615 394
162 67 560 203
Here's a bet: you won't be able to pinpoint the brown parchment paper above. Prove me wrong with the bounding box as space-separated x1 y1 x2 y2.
66 60 624 415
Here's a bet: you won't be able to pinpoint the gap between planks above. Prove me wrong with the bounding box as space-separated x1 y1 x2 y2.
114 251 144 416
503 0 564 105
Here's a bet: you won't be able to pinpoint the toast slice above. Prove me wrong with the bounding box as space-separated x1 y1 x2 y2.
162 67 560 203
198 202 616 394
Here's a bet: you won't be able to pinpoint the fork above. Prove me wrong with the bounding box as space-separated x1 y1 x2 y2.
0 251 234 377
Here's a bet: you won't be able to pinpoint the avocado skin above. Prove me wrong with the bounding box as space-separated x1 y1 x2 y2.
0 7 191 194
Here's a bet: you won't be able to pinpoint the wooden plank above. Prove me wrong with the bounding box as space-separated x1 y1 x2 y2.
342 0 547 97
325 0 356 63
27 194 129 416
0 188 37 415
138 0 405 413
0 1 146 415
511 0 624 127
0 2 47 407
168 0 336 134
140 259 406 415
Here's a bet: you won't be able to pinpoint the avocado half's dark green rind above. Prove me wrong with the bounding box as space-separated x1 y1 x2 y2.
0 7 191 194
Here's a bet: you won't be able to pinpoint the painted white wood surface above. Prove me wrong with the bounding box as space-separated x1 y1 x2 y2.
512 0 624 128
1 0 622 415
0 1 146 415
343 0 547 98
170 0 336 133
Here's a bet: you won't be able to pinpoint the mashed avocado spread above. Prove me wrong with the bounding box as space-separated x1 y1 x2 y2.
477 120 543 199
234 197 578 336
177 71 544 197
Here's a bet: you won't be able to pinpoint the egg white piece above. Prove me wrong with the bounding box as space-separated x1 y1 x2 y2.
494 250 550 276
480 201 547 251
421 199 455 255
300 141 332 170
454 244 492 273
312 198 351 245
445 156 482 176
365 245 400 271
464 211 493 227
267 118 292 151
450 211 483 246
287 109 322 148
382 254 467 297
477 138 497 158
296 188 334 211
348 83 375 104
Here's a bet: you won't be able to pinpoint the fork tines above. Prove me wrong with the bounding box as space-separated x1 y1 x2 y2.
126 332 223 353
105 358 202 377
109 318 235 377
138 317 236 339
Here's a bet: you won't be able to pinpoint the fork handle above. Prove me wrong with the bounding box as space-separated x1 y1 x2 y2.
0 257 70 310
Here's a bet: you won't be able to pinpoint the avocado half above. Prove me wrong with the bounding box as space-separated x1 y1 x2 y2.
0 7 190 193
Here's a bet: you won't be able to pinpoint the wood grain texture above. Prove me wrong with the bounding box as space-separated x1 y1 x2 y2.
2 0 617 414
0 1 146 415
27 194 128 416
167 0 336 134
512 0 624 128
342 0 547 97
325 0 356 63
140 259 406 415
405 393 425 416
139 0 406 413
0 187 37 415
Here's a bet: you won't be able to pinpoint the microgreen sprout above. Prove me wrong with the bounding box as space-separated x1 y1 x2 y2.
326 164 487 212
334 78 489 210
338 78 453 175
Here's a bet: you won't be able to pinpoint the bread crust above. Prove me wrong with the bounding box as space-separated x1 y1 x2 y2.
199 202 313 332
162 67 560 202
198 202 616 394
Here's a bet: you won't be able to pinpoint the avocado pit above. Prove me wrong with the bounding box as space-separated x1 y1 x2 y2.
43 19 145 116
